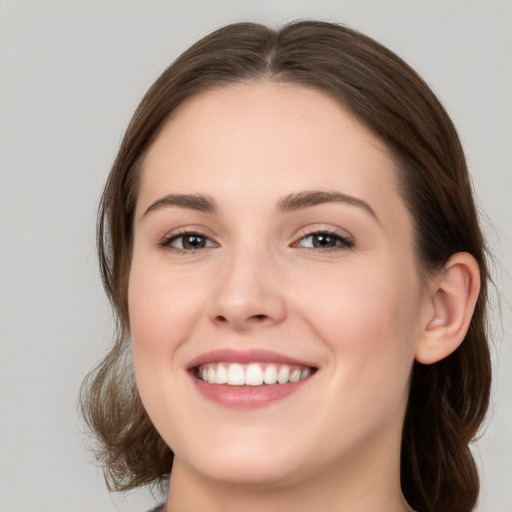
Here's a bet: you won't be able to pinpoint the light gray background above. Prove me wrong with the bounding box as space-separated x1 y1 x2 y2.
1 1 511 511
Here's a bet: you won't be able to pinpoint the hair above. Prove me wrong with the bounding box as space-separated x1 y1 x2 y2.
80 20 492 512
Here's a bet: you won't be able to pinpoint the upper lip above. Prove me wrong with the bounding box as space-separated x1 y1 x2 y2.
187 348 317 370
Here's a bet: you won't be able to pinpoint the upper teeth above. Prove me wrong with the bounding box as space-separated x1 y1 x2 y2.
197 362 313 386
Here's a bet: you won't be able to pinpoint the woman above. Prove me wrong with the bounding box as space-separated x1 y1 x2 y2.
81 21 491 512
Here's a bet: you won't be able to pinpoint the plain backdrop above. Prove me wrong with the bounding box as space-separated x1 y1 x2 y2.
1 1 511 511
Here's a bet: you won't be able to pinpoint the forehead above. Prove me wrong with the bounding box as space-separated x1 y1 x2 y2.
138 81 410 232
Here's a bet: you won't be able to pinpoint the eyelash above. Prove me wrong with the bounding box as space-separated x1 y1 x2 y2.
159 229 354 254
292 229 354 252
159 230 218 254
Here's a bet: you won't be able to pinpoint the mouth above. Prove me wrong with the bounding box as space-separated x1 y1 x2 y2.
192 362 315 386
187 349 318 409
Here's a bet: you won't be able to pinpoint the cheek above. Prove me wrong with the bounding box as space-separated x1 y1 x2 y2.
259 258 424 463
294 259 422 383
128 261 203 351
127 259 206 443
127 256 209 411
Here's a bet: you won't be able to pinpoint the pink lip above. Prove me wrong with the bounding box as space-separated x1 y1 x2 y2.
186 348 316 369
191 377 311 409
186 349 318 410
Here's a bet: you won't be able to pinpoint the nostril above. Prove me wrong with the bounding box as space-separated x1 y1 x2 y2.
211 308 281 329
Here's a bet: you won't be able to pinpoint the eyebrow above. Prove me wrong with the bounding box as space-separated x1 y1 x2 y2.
277 190 379 222
142 189 378 223
143 193 218 217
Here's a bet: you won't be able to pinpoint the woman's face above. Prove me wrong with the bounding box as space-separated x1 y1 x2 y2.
129 82 431 488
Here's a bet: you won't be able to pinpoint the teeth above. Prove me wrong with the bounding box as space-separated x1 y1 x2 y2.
263 365 278 384
227 363 245 386
245 363 264 386
277 366 290 384
214 364 227 384
197 362 314 386
301 367 311 379
289 369 301 382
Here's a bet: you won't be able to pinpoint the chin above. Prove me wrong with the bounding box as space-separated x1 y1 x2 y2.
173 429 312 488
193 455 305 489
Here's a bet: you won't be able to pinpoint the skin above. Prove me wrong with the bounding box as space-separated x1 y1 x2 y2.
128 81 440 512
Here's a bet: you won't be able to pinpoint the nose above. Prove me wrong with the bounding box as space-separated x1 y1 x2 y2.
207 247 287 331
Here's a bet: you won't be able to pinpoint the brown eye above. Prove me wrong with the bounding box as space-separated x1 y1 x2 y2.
311 233 338 248
296 232 354 250
162 232 217 251
180 234 207 249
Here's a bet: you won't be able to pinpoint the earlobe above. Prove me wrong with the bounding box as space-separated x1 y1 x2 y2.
415 252 480 365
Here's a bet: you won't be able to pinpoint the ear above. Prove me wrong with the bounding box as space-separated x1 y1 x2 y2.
415 252 481 365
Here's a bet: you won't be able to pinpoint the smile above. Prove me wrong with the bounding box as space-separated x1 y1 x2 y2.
194 362 314 386
187 349 318 408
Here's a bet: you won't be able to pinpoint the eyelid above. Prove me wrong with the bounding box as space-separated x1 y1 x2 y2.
158 228 219 253
291 226 355 251
156 225 354 254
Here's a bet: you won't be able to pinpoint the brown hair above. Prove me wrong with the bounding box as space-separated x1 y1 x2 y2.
80 20 491 511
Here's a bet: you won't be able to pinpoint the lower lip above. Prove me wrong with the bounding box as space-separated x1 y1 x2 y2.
190 375 312 409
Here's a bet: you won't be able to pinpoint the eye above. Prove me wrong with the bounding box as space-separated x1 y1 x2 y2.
160 231 218 252
294 231 354 251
